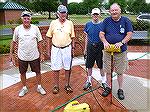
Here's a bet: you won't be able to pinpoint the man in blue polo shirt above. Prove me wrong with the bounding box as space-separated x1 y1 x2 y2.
100 3 133 100
83 8 109 94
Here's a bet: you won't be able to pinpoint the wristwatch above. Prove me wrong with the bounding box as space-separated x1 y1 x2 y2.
121 40 125 45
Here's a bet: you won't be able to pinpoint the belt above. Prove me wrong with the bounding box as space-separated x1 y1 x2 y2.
52 43 71 49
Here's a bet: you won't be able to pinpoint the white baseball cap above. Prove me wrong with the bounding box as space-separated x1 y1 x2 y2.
91 8 100 15
21 11 31 17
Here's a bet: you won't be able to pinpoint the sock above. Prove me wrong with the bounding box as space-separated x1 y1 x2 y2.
87 76 92 83
101 74 106 83
38 85 42 88
23 86 27 90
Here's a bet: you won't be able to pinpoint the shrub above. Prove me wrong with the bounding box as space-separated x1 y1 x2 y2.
132 21 150 31
7 20 15 24
31 20 39 24
0 45 10 54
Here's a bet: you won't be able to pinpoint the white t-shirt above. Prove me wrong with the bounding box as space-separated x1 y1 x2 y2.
13 24 42 61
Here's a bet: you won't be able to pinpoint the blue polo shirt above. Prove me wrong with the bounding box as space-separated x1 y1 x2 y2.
84 21 103 44
101 16 133 52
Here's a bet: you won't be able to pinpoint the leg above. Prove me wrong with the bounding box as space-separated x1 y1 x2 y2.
117 74 123 89
18 59 28 97
52 70 60 94
101 51 111 97
115 51 127 100
83 68 92 90
64 70 73 93
30 58 46 95
83 44 95 90
20 73 27 86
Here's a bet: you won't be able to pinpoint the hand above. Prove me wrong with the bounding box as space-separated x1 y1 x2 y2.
114 42 123 49
104 42 110 49
9 53 14 66
40 54 45 62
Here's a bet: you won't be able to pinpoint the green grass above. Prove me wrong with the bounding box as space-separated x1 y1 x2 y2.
0 35 12 46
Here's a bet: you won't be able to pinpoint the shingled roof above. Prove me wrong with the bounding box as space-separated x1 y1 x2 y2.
0 1 27 10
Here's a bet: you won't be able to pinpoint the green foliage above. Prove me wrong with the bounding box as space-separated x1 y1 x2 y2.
131 21 150 31
31 20 39 24
7 20 15 24
0 45 10 54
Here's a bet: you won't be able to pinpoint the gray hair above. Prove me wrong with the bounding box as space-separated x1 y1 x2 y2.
110 3 121 11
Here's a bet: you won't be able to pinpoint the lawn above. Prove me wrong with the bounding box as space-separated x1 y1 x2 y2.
0 35 12 46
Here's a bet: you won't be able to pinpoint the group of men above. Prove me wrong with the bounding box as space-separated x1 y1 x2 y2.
10 3 133 100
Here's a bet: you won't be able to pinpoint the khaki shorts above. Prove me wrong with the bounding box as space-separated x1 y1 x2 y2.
103 50 128 74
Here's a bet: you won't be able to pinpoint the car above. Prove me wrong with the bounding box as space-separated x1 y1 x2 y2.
136 14 150 23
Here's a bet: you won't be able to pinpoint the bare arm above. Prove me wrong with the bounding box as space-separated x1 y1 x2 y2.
99 31 110 49
114 31 133 49
9 40 15 63
46 37 51 58
84 32 88 55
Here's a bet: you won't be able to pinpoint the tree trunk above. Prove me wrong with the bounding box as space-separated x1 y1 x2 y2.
48 11 51 19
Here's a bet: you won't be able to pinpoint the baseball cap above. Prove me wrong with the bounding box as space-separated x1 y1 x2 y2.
91 8 100 15
21 11 32 17
57 5 68 13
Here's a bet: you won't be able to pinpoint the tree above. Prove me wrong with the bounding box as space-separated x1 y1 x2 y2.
68 2 79 14
33 0 58 19
83 0 102 14
108 0 127 13
126 0 149 14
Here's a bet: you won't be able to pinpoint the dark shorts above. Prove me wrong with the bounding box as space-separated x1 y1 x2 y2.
18 58 40 74
86 43 103 69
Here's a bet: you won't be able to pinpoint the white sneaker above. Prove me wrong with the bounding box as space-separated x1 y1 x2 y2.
19 87 28 97
37 86 46 95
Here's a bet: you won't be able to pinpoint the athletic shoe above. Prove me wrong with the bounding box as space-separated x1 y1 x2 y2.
19 87 28 97
117 89 125 100
83 82 92 90
37 86 46 95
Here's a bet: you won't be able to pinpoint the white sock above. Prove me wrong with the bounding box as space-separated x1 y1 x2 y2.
87 76 92 83
38 85 42 88
101 74 106 83
23 86 27 90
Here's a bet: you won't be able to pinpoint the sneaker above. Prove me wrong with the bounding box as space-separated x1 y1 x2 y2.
117 89 125 100
101 83 111 97
83 82 92 90
19 87 28 97
37 86 46 95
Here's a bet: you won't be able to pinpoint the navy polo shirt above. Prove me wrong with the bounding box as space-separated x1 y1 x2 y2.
101 16 133 52
84 21 103 44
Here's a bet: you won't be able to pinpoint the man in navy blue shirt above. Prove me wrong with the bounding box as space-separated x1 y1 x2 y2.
83 8 109 93
100 3 133 100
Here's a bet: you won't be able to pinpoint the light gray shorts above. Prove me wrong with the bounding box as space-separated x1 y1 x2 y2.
103 50 128 75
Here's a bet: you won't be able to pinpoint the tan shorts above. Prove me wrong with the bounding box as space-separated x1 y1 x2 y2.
103 50 128 74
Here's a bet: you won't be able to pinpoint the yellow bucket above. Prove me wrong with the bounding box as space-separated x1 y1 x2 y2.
104 44 121 53
64 100 90 112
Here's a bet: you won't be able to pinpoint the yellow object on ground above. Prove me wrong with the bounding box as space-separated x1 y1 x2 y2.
64 100 90 112
105 44 121 53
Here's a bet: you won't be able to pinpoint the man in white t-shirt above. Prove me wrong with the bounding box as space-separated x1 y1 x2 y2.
10 11 46 97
